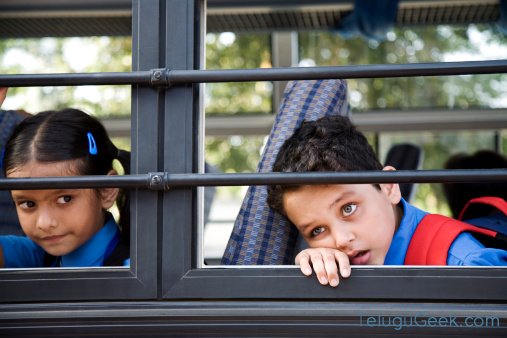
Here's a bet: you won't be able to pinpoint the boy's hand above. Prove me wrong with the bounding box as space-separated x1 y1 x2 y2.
295 248 351 287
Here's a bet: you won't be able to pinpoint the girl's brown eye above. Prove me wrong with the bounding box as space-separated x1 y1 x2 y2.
19 201 35 209
57 196 72 204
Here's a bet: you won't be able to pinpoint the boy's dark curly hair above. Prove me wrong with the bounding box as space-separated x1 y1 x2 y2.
267 115 382 216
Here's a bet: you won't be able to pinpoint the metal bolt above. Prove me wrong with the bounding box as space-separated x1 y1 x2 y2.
154 70 162 79
151 175 162 185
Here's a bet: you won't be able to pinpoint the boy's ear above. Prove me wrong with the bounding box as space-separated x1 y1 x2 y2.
380 166 402 204
99 170 119 209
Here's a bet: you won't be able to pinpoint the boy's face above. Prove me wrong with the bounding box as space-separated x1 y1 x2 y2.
8 160 118 257
283 182 401 265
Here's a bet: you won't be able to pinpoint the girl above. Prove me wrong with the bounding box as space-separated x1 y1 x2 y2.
0 108 130 267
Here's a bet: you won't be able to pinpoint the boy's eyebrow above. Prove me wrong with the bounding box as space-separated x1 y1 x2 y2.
329 191 353 209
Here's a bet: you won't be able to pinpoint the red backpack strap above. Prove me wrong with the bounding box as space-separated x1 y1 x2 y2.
458 196 507 221
404 214 497 265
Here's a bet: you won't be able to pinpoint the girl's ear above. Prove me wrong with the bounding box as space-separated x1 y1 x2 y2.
380 166 402 204
99 170 119 209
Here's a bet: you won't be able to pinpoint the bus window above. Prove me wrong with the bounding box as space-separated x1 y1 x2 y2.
204 22 507 266
0 1 506 325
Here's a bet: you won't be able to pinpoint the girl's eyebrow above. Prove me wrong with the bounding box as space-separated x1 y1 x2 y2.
11 189 72 200
10 192 32 201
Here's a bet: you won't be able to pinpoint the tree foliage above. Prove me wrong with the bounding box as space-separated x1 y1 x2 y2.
0 36 131 117
205 33 272 115
299 25 507 111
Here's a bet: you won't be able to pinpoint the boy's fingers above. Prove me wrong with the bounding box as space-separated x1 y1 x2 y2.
295 252 313 276
335 251 351 278
322 251 339 287
307 253 328 285
296 249 349 287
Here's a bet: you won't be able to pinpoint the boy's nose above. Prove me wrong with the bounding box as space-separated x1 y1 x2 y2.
332 228 354 251
36 209 57 232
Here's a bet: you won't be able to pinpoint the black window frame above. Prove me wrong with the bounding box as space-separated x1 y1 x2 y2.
159 0 507 303
0 0 169 303
0 0 505 307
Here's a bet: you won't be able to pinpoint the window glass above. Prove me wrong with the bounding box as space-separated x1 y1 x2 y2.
204 25 507 267
204 135 265 264
205 32 272 115
0 36 132 264
204 32 272 262
379 130 500 214
299 25 507 215
299 25 507 111
0 37 131 119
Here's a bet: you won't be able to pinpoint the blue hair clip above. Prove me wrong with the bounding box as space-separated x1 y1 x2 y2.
87 132 98 155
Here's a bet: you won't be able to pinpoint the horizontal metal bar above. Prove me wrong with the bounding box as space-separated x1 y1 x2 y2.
1 170 505 190
0 174 151 190
0 71 152 87
161 170 507 187
1 60 506 87
167 60 507 84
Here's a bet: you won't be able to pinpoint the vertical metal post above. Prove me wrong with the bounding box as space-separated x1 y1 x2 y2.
161 0 203 296
131 0 164 296
271 32 298 113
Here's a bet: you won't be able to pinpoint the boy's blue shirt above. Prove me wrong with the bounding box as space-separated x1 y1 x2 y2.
0 215 129 268
384 198 507 266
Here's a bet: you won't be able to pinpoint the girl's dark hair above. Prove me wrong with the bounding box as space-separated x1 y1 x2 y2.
3 108 130 243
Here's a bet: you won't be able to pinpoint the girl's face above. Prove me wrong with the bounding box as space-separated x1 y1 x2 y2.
283 181 402 265
8 160 117 257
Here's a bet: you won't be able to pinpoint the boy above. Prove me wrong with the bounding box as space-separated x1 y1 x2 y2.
267 116 507 287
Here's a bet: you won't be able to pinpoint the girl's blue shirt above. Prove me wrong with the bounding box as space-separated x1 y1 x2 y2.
384 198 507 266
0 215 128 268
